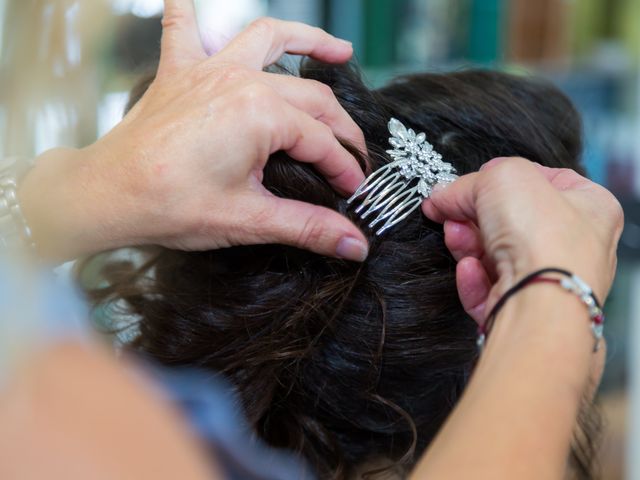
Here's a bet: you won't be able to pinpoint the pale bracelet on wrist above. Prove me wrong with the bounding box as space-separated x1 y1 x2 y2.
0 157 35 250
477 267 605 354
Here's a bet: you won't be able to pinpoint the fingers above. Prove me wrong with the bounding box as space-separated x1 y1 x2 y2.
257 73 367 156
444 220 483 261
159 0 206 73
425 157 590 225
478 156 510 171
485 157 591 191
423 157 546 224
214 17 353 69
272 101 365 195
421 171 481 224
249 195 368 261
446 222 497 324
456 257 492 325
530 163 592 190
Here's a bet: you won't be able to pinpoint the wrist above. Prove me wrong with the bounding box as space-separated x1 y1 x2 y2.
482 281 597 394
514 246 610 303
18 148 84 260
18 146 135 261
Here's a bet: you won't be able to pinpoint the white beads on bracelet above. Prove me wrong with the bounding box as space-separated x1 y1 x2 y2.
560 274 605 350
0 161 35 250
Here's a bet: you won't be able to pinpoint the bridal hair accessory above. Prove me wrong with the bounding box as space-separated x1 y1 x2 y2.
347 118 458 235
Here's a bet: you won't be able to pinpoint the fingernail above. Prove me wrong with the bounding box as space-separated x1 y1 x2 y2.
336 236 368 262
337 38 353 48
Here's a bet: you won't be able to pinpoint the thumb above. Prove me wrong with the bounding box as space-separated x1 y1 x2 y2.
251 196 369 262
423 158 544 224
159 0 206 74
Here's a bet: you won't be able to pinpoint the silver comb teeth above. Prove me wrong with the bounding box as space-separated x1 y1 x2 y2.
347 118 458 235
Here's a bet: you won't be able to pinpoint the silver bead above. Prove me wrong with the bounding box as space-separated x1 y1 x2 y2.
0 158 35 251
4 186 17 205
10 204 21 219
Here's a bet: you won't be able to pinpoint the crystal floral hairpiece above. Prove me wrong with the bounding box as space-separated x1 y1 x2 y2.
347 118 458 235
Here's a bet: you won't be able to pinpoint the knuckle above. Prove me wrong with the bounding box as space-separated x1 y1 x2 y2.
492 158 522 178
311 80 334 100
315 123 337 155
317 120 333 138
248 17 276 40
309 25 328 39
296 211 328 249
161 7 189 30
508 156 532 168
593 184 624 233
610 196 625 230
235 84 279 133
238 83 276 111
552 167 581 190
215 64 248 84
557 167 579 180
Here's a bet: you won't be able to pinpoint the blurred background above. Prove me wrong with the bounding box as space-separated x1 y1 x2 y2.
1 1 639 478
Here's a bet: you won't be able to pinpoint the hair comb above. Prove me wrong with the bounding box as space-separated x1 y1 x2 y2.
347 118 458 235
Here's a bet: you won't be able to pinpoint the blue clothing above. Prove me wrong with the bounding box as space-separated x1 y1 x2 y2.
148 366 314 480
0 257 314 480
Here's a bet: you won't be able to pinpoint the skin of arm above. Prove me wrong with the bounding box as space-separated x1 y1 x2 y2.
410 283 603 479
2 166 621 479
2 5 366 477
0 343 218 480
5 1 624 476
412 157 622 479
18 5 368 263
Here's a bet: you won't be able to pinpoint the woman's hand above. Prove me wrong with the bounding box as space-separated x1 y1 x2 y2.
422 157 624 324
19 1 368 262
414 157 623 480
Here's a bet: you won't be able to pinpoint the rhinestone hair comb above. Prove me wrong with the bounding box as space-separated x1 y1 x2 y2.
347 118 458 235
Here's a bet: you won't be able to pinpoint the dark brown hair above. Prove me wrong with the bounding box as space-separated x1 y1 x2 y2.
80 60 597 479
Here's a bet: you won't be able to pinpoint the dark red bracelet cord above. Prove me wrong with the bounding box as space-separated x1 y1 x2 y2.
477 267 604 351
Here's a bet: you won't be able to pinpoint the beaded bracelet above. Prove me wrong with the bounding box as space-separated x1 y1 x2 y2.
477 268 605 353
0 157 35 250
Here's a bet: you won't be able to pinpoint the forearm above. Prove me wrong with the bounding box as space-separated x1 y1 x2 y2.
0 343 217 480
411 283 599 479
